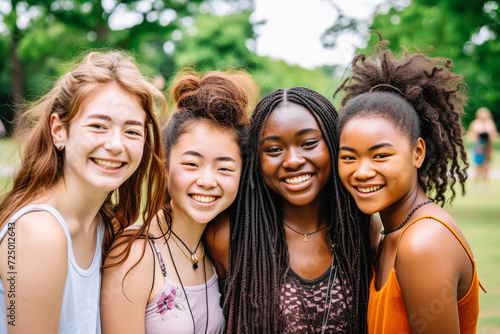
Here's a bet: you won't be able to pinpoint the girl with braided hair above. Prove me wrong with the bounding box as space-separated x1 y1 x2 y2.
336 41 484 333
101 69 257 334
206 87 373 333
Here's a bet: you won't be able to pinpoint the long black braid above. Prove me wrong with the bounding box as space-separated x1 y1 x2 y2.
224 87 371 333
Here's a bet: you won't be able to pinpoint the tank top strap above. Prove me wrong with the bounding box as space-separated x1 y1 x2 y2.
150 239 168 281
393 215 475 268
1 204 71 247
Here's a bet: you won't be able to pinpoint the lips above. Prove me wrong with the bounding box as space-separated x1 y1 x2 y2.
356 185 383 193
92 158 124 169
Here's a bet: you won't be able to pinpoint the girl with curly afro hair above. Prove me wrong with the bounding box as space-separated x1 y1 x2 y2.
335 40 485 333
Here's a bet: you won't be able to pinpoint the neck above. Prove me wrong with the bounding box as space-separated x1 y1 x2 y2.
379 187 429 233
169 213 206 251
46 178 106 231
280 196 328 231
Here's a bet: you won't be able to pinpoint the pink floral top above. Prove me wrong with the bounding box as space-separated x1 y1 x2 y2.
144 240 224 334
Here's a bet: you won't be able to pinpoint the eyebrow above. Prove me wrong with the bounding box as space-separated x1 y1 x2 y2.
87 113 145 127
339 142 394 152
182 150 237 163
261 128 319 143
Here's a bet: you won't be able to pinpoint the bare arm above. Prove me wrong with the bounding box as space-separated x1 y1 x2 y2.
100 238 154 334
396 219 471 334
204 213 230 280
0 212 68 334
467 120 479 142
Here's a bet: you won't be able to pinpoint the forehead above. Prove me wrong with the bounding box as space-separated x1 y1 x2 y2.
263 103 321 134
74 84 146 123
340 116 410 144
173 122 241 156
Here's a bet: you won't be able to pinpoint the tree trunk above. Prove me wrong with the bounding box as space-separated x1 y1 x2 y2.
11 33 24 127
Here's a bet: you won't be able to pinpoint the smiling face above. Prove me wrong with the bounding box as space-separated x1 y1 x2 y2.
167 121 242 226
51 84 146 195
259 103 332 207
338 116 425 215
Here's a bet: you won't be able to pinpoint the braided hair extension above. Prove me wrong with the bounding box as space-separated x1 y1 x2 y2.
224 87 371 333
334 40 468 205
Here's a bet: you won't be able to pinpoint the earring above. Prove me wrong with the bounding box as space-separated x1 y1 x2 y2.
54 142 64 151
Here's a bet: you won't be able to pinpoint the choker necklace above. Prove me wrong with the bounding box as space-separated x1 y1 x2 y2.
158 217 209 334
283 222 328 242
381 199 434 235
170 230 203 269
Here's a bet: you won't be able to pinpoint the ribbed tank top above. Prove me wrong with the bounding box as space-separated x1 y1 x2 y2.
367 216 482 334
0 204 103 334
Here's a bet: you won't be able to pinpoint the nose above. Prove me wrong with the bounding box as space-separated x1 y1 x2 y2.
196 167 217 188
282 147 306 169
104 131 125 154
353 159 376 180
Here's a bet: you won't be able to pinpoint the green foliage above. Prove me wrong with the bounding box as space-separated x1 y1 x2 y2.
0 0 205 132
0 1 339 134
323 0 500 129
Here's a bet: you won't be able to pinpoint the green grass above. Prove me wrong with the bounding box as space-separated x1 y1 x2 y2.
0 138 19 193
1 137 499 331
447 143 500 334
445 179 500 333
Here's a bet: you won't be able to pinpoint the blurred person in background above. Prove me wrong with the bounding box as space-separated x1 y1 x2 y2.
468 107 498 188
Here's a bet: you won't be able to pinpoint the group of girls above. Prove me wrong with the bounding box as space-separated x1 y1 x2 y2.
0 38 484 334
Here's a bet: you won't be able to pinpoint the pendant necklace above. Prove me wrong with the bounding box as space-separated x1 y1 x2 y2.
170 230 204 269
283 222 328 242
158 217 209 334
380 199 434 235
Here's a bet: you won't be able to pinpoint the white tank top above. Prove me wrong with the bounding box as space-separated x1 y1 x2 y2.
0 204 104 333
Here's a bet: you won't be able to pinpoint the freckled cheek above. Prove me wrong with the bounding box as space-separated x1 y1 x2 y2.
128 141 146 161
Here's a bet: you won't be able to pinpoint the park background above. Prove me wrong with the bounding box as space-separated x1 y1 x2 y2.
0 0 499 332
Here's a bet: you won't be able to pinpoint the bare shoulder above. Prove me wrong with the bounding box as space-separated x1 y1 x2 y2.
14 210 68 254
396 211 469 268
204 212 230 279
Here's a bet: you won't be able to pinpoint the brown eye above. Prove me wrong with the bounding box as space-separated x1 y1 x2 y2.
302 140 319 148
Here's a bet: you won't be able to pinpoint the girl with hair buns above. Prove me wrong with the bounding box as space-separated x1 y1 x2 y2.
206 87 372 333
101 69 257 334
335 41 485 333
0 51 166 333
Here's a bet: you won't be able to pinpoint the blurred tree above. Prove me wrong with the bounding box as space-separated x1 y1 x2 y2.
322 0 500 127
0 0 204 132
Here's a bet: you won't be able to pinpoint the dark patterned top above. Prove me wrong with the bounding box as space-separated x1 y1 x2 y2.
280 267 352 333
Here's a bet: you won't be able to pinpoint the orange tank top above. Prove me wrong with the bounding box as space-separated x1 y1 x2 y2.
367 216 484 334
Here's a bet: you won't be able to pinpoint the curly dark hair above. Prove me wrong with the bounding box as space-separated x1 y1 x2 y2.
334 40 469 205
224 87 371 333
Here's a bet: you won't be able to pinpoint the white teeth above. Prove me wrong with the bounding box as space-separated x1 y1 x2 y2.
93 159 123 169
284 174 312 184
191 195 217 203
357 186 382 193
